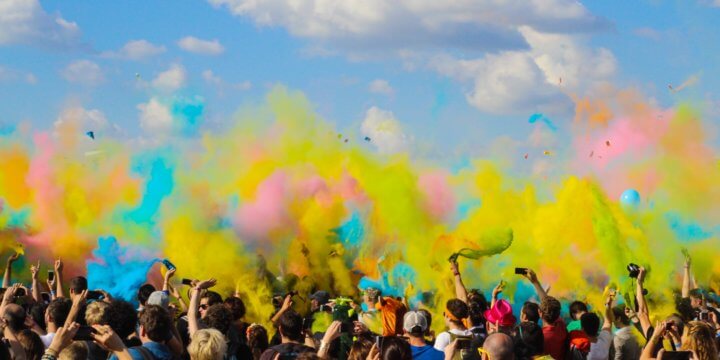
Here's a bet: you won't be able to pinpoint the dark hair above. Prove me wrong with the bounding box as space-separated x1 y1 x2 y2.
17 329 43 360
522 302 540 323
202 291 223 306
612 305 630 326
248 325 269 360
3 304 26 332
205 304 233 335
468 289 489 312
689 289 703 300
446 299 469 324
569 301 588 320
108 300 139 340
69 276 88 294
539 296 561 323
278 310 304 342
27 303 47 331
348 338 373 360
380 336 412 360
47 298 71 327
418 309 433 336
138 284 156 306
224 297 246 321
469 293 488 327
514 321 544 360
139 305 173 343
580 312 600 337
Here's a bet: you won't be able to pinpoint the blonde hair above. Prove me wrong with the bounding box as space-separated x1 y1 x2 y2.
188 329 228 360
85 301 111 326
682 321 718 360
58 341 88 360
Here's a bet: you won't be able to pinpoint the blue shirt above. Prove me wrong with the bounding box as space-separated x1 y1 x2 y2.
411 344 444 360
110 342 173 360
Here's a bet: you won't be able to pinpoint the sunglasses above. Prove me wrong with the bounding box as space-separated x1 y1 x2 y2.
199 304 209 310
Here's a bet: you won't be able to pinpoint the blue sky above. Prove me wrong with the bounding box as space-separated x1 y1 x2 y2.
0 0 719 153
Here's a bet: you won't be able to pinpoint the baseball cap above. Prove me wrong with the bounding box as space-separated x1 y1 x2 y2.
147 291 170 309
403 311 428 334
310 291 330 305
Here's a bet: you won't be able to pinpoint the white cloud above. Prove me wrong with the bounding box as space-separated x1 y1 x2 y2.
0 66 37 84
137 98 173 132
177 36 225 55
0 0 81 48
54 107 108 132
368 79 393 96
61 60 104 86
152 64 186 92
202 69 222 86
202 69 252 92
360 106 408 154
102 39 166 60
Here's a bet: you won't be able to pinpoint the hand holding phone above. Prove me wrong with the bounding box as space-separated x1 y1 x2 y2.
181 278 193 286
47 270 54 282
161 259 176 271
73 326 98 341
514 267 528 275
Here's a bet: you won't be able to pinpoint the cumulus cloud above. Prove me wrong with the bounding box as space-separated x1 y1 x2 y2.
137 96 206 135
138 98 173 132
177 36 225 55
360 106 408 154
368 79 393 96
61 60 104 86
202 69 252 93
0 0 81 48
102 39 166 60
152 64 186 92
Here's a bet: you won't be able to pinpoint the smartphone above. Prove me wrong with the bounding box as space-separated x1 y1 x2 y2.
514 267 528 275
162 259 176 271
14 287 26 298
663 351 692 360
699 311 710 321
375 336 383 352
73 326 97 341
456 338 471 349
86 290 103 301
47 271 54 282
181 278 193 286
340 322 351 333
41 293 50 303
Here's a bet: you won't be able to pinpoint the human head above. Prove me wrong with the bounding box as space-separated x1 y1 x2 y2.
108 300 139 341
445 299 469 327
310 291 330 311
483 332 515 360
188 328 228 360
246 324 268 359
137 284 155 307
28 303 47 332
569 301 588 320
3 304 26 333
666 314 686 337
513 321 543 360
69 276 88 297
380 336 412 360
200 291 223 319
46 298 71 328
612 306 631 327
539 296 561 324
58 341 88 360
417 309 433 335
205 304 233 335
147 291 169 309
277 310 304 342
224 297 246 321
580 312 600 337
17 329 44 360
521 302 539 323
403 311 428 338
681 321 718 360
485 299 517 334
689 289 704 309
138 305 173 343
85 300 111 326
364 288 380 305
348 338 373 360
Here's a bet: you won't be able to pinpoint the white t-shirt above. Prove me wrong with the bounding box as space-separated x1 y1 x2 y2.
587 330 613 360
41 332 55 349
434 328 473 351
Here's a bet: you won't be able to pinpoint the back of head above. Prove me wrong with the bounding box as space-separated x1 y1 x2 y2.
683 321 719 360
612 306 630 326
224 297 246 321
539 296 561 324
446 298 469 324
139 305 172 343
69 276 88 294
580 313 600 337
514 322 543 360
17 329 43 360
484 333 515 360
85 301 111 326
380 336 412 360
348 338 373 360
468 290 489 312
521 302 540 323
202 291 223 306
417 309 433 332
403 311 428 337
109 300 139 340
666 314 685 336
137 284 155 306
247 324 269 359
47 298 72 327
569 301 588 320
28 303 47 331
58 341 88 360
205 304 233 335
278 310 303 342
3 304 26 332
188 328 228 360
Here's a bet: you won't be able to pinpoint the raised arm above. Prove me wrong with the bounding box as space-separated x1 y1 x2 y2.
31 261 41 303
491 281 504 309
162 267 176 292
450 260 468 303
188 278 216 336
64 290 87 327
168 282 187 312
54 259 65 298
603 291 615 331
682 252 692 298
522 269 548 301
636 266 651 337
3 253 20 288
270 294 294 325
640 321 666 360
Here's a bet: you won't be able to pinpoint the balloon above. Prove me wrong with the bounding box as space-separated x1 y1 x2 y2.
620 189 641 208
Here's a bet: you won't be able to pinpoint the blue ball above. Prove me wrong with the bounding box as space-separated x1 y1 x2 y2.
620 189 641 208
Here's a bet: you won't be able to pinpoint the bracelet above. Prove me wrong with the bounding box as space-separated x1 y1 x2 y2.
452 272 460 277
45 347 59 357
319 341 330 352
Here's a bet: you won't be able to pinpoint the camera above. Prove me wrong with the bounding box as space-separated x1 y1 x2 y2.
627 263 640 278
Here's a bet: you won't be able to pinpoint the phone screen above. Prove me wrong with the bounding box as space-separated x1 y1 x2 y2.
181 278 193 286
47 271 54 281
514 267 527 275
162 259 176 270
73 326 96 341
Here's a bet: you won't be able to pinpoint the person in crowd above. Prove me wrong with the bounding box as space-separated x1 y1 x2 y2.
403 311 443 360
434 299 471 351
417 309 436 345
137 284 156 312
347 338 372 360
480 332 514 360
259 309 315 360
485 299 517 335
567 301 589 332
247 324 269 360
40 299 71 348
17 329 43 360
513 321 543 360
187 328 228 360
611 305 644 360
521 268 568 360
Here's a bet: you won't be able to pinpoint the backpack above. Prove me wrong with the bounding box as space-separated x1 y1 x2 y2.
449 333 482 360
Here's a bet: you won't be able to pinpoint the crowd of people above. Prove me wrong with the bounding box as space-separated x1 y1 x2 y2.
0 251 718 360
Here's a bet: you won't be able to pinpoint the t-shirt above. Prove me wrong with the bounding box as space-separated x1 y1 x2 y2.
259 343 316 360
40 332 55 349
587 330 613 360
567 320 582 332
375 297 407 336
611 326 643 360
543 318 568 360
109 342 174 360
434 329 472 351
412 344 445 360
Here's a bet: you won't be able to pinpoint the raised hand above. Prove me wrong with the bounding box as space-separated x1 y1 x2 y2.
492 280 505 298
48 322 80 354
30 261 40 280
7 253 21 264
92 324 127 352
638 266 647 284
522 268 539 284
164 267 176 281
450 260 460 276
54 259 63 273
195 278 216 290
